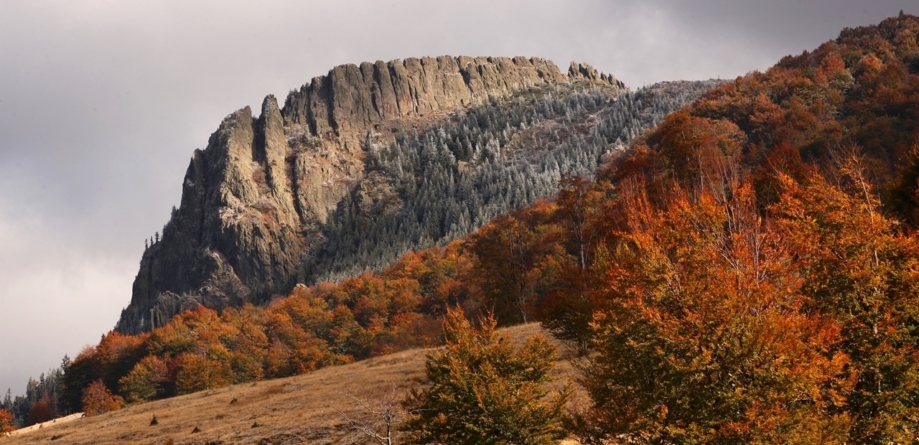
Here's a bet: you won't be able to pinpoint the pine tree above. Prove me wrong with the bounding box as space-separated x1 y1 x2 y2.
401 309 568 444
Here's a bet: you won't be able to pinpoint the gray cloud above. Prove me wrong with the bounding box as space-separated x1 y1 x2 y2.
0 0 914 395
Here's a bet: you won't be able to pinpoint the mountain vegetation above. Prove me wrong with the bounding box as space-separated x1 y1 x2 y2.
6 13 919 444
3 324 570 444
557 14 919 442
118 57 665 336
1 361 68 431
308 80 717 282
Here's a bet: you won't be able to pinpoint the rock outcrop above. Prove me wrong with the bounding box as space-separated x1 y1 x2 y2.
115 56 625 334
281 56 587 137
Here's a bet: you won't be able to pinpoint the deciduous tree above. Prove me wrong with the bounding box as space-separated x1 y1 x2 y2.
772 161 919 443
27 398 55 424
0 408 15 433
81 380 122 417
119 356 169 403
578 181 852 443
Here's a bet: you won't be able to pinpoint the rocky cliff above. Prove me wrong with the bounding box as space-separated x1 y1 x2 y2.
115 56 627 334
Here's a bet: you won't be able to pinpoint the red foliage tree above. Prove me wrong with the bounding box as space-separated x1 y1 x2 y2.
81 380 123 417
579 180 852 443
0 409 15 434
772 160 919 442
540 176 610 351
27 398 55 425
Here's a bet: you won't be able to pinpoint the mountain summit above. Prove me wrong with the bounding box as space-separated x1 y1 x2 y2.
115 55 711 334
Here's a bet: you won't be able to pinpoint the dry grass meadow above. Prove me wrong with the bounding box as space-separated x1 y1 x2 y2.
2 323 581 444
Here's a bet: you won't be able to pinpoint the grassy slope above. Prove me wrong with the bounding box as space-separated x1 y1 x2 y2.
4 324 577 445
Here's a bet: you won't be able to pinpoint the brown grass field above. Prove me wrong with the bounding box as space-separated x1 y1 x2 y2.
2 323 581 444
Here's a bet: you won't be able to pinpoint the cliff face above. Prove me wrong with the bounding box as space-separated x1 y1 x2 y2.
116 56 625 334
283 56 576 136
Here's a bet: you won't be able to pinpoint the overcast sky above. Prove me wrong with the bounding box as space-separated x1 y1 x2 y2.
1 0 915 397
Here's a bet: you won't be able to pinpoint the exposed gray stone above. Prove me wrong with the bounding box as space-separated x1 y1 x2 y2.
115 55 627 334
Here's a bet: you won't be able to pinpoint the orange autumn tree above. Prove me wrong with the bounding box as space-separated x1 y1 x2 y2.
772 158 919 443
540 175 617 352
54 238 471 410
0 409 14 434
469 200 564 325
119 355 170 403
578 179 852 443
27 398 55 425
81 380 123 417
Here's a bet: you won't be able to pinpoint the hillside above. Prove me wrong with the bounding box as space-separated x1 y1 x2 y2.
115 54 717 335
115 56 611 335
490 13 919 442
3 324 572 445
602 14 919 216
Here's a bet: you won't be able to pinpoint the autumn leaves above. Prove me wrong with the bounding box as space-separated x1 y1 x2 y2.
46 13 919 442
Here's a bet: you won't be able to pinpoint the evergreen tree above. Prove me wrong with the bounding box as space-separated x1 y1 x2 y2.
401 309 568 444
308 80 719 283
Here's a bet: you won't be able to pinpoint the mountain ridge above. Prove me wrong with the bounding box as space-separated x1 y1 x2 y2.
114 55 710 335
